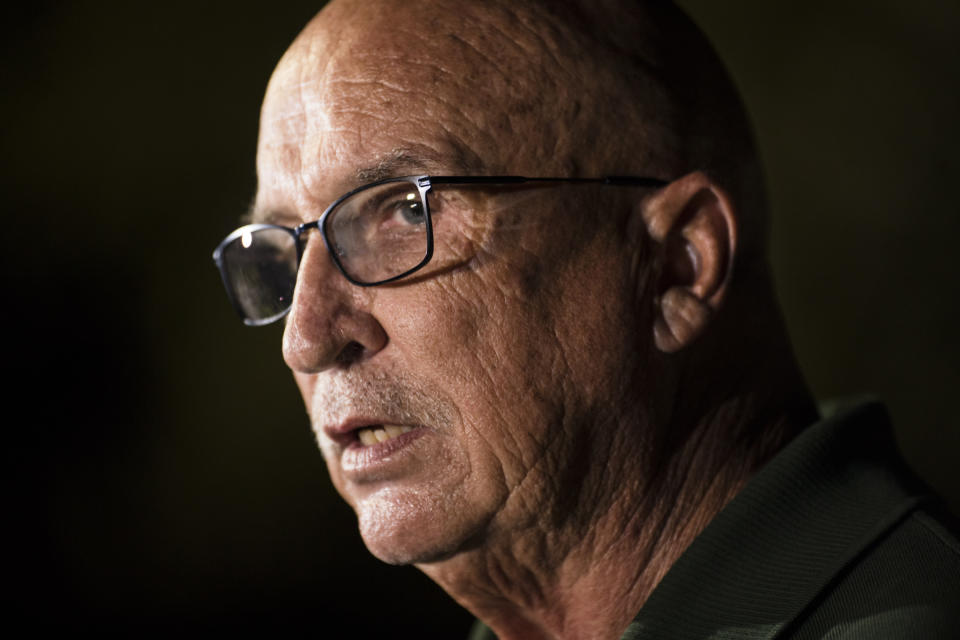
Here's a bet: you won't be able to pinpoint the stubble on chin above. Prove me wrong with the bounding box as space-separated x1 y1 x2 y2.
306 369 491 565
354 482 484 565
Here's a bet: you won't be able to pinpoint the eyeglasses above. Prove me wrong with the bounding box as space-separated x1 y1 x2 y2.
212 174 667 326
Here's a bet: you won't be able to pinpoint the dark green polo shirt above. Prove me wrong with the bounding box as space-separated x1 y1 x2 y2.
469 401 960 639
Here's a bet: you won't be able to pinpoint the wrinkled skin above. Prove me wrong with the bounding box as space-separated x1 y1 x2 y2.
255 2 663 566
252 1 815 638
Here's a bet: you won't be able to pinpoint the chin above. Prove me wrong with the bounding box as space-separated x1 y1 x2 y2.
352 487 488 566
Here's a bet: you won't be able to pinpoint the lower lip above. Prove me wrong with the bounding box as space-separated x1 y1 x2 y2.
339 427 427 474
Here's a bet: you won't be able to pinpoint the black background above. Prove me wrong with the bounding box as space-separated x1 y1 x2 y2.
5 1 959 635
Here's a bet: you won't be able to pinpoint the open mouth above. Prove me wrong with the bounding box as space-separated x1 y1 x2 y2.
355 425 416 446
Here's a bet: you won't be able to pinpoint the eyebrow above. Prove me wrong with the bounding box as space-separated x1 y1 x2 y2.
353 143 485 182
354 149 435 183
246 144 484 226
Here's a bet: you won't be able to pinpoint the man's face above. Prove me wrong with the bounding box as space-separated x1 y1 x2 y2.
254 2 655 565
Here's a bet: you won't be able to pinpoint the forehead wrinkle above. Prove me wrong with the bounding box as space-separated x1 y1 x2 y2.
325 50 496 121
255 88 308 224
409 2 674 176
472 8 570 83
314 55 496 172
282 0 597 195
428 2 571 79
291 22 378 198
427 17 588 174
439 31 520 86
311 9 582 174
441 3 587 95
337 13 557 111
256 20 353 217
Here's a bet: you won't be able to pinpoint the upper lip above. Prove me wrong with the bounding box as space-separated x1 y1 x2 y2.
323 416 394 447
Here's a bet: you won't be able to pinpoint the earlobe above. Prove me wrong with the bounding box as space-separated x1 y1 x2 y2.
654 288 713 353
642 171 737 353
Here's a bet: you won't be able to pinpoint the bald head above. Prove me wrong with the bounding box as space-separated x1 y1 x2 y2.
260 0 766 260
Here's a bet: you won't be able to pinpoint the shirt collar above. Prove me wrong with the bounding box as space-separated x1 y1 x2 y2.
624 400 929 640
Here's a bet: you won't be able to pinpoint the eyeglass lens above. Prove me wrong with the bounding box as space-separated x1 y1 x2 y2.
218 179 430 324
325 180 429 284
219 226 299 324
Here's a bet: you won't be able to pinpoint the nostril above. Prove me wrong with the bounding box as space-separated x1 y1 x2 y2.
335 341 366 367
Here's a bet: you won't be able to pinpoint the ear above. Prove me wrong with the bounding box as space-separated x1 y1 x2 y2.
640 171 737 353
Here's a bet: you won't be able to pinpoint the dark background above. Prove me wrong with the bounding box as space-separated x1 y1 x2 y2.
5 1 958 635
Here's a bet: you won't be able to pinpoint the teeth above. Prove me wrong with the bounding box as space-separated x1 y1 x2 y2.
357 425 414 445
384 426 404 438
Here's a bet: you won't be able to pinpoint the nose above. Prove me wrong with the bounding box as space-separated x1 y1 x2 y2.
282 237 388 373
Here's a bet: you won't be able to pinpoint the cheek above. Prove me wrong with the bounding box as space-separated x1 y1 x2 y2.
394 272 566 479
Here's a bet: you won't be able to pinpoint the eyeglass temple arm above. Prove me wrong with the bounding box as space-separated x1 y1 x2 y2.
422 176 668 188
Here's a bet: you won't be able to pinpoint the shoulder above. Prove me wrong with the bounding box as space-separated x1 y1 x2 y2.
821 606 960 640
789 505 960 639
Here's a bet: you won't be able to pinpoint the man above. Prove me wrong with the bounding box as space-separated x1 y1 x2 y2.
212 0 960 638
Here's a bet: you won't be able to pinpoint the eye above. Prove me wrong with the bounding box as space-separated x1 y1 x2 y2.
388 196 425 226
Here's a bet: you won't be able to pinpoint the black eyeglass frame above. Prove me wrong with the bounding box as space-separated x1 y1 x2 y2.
212 174 668 326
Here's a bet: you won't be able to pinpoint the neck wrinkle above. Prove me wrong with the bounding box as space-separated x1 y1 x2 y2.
420 402 802 640
419 309 815 640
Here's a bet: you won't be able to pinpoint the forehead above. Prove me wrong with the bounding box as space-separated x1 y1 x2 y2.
255 1 588 212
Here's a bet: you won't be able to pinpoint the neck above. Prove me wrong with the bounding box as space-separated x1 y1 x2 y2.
421 404 814 637
419 289 816 640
